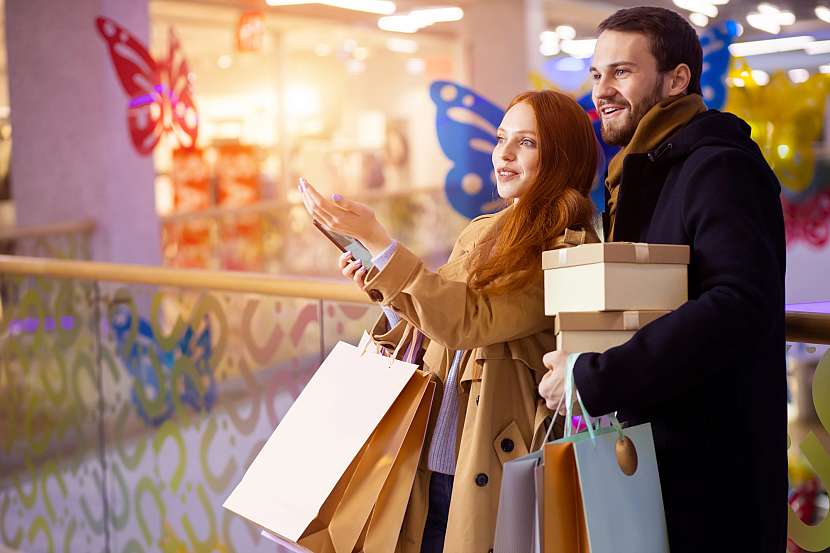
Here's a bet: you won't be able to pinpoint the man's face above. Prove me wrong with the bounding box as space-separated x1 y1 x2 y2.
591 30 669 146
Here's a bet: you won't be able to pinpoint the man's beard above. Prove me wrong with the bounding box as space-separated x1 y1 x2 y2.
600 78 665 147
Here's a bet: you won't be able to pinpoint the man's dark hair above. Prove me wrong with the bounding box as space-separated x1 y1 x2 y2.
598 6 703 95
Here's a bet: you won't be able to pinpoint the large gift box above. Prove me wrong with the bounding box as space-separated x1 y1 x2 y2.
555 310 670 353
543 242 690 314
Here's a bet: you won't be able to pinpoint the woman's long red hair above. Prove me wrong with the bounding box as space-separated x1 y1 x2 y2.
467 90 598 295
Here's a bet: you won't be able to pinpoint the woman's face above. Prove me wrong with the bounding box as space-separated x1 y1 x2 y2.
492 101 540 201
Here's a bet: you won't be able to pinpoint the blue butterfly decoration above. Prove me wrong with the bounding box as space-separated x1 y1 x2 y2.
429 81 505 219
699 20 740 110
110 305 216 427
431 20 737 219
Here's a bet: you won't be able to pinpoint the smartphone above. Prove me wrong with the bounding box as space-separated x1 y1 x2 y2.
312 220 374 269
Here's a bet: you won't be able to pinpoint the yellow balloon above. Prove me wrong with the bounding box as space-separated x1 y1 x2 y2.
724 60 830 193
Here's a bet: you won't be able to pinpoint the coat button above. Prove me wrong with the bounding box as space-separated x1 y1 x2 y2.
500 438 514 453
475 473 488 487
367 289 383 302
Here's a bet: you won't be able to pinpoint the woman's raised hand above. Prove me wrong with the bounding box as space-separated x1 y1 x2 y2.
339 251 368 287
299 177 392 254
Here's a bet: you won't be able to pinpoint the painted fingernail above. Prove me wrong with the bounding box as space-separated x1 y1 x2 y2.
332 193 343 202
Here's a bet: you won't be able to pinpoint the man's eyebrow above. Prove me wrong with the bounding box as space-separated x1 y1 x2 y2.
589 61 638 72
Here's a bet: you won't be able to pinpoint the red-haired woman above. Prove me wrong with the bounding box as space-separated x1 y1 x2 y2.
300 89 599 553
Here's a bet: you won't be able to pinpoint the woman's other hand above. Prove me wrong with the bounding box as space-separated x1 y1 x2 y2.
339 251 368 288
299 177 392 254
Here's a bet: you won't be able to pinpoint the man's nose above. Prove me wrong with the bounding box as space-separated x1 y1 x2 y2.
593 74 616 101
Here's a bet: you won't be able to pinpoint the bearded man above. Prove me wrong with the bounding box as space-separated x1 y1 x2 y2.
538 7 787 552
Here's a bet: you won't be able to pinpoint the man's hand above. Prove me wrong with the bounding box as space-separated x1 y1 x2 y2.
539 350 570 414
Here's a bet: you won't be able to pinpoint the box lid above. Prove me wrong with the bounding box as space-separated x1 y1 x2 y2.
554 310 670 333
542 242 690 269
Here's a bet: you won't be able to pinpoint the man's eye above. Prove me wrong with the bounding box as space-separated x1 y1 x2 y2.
615 68 629 77
496 136 505 143
591 73 600 80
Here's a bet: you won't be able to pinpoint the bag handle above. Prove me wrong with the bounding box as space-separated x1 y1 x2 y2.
540 356 639 475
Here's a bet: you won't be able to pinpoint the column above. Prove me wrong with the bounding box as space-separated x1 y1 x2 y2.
6 0 160 265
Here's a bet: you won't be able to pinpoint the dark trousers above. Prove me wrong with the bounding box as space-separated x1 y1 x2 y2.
420 472 454 553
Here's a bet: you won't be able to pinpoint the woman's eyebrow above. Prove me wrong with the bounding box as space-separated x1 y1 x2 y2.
497 128 537 135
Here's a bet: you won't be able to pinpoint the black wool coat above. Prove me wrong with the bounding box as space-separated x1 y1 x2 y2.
573 109 788 553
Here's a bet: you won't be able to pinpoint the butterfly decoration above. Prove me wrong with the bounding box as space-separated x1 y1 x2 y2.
429 81 506 219
699 20 740 110
95 16 198 156
110 305 216 428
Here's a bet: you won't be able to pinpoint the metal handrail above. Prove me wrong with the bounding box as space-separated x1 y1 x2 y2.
0 218 96 240
0 255 370 303
1 254 828 340
786 311 830 345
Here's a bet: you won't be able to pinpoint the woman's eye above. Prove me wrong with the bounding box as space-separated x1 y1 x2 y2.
496 136 505 143
521 138 535 147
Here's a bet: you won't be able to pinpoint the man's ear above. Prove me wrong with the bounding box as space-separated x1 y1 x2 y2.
666 63 692 96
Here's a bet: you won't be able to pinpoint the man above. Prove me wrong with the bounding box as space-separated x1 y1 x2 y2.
538 7 787 552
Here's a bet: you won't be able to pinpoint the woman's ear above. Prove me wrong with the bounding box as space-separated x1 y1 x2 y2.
667 64 692 96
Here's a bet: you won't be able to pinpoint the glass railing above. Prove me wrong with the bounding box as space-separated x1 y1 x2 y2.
0 255 379 553
160 186 468 275
0 254 828 553
0 219 95 260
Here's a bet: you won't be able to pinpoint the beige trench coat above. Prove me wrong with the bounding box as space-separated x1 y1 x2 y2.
363 207 597 553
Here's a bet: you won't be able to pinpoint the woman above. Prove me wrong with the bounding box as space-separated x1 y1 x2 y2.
300 90 599 553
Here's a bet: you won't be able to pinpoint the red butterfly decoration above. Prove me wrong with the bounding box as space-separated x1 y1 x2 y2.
96 16 198 156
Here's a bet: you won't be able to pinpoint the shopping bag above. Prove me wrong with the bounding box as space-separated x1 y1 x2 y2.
358 375 434 552
223 334 428 550
494 360 669 553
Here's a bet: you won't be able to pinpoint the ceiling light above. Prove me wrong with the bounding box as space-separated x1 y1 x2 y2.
788 68 810 83
555 25 576 40
805 40 830 55
540 41 560 56
689 12 710 26
378 6 463 34
746 3 796 34
217 54 233 69
817 6 830 23
730 77 746 87
820 65 830 74
346 59 366 74
751 69 769 85
728 35 814 56
353 46 369 61
561 38 596 59
265 0 396 15
405 58 425 75
386 37 418 54
673 0 718 18
378 15 420 33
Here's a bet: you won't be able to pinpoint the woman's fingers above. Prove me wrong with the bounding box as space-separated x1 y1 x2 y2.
354 265 368 287
341 258 363 279
338 251 353 270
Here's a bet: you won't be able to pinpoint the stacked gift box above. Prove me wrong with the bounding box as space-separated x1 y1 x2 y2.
542 242 691 353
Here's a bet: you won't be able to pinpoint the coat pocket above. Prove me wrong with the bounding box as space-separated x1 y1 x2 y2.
492 420 529 465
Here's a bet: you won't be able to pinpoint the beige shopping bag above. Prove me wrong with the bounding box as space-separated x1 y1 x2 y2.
223 339 421 547
324 370 433 553
359 375 434 553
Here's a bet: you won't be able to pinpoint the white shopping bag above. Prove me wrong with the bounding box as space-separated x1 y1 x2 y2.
223 339 418 544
